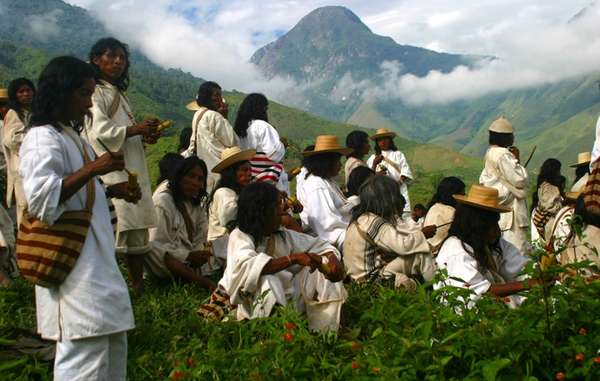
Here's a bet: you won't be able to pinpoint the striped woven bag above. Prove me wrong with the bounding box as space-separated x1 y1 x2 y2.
583 160 600 216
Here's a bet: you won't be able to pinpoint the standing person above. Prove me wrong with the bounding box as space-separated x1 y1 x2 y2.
0 88 16 286
2 78 35 225
344 130 381 188
83 37 160 295
20 56 136 381
0 88 10 205
570 152 591 192
183 81 238 192
366 128 413 217
234 93 285 184
531 158 564 243
479 117 530 254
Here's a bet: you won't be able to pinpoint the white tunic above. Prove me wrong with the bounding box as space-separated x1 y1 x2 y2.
296 174 351 249
207 187 238 242
571 173 588 193
2 109 30 211
239 119 285 183
219 228 347 331
367 150 413 213
83 80 155 232
592 115 600 169
20 125 134 341
423 203 455 256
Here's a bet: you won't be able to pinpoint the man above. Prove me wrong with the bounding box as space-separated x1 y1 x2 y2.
0 88 9 205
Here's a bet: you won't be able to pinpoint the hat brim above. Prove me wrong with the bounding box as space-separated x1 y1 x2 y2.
369 132 396 141
186 100 201 111
212 149 256 173
453 195 512 213
569 161 590 168
302 147 353 157
565 192 581 201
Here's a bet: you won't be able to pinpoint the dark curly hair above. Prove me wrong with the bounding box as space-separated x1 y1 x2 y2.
532 158 562 211
373 136 398 155
168 156 208 206
426 176 466 209
89 37 130 92
304 152 341 179
345 130 369 159
30 56 96 128
234 93 269 138
351 175 406 225
237 182 280 244
8 77 35 121
346 166 374 197
195 81 221 111
158 153 184 185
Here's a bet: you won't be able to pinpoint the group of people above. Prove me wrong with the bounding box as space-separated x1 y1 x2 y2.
0 35 599 380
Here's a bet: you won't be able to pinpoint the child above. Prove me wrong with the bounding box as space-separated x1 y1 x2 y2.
411 204 426 227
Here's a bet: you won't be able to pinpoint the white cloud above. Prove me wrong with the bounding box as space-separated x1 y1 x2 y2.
27 9 64 43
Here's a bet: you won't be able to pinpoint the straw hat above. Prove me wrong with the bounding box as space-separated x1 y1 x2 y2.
0 88 8 101
369 128 397 141
186 100 201 111
212 147 256 173
570 152 591 168
453 185 511 213
488 117 514 134
302 135 352 156
565 191 581 201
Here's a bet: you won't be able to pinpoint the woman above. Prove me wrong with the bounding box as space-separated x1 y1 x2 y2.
297 135 353 249
2 77 35 224
219 182 346 332
366 128 413 217
234 93 285 184
344 130 381 187
570 152 590 193
531 158 564 243
435 185 536 309
479 117 530 254
146 156 217 290
344 176 437 289
345 166 375 208
424 176 466 256
20 56 137 381
207 146 254 242
183 81 238 192
83 37 160 295
561 196 600 274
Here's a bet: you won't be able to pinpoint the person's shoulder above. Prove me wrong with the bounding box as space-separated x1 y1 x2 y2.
153 186 174 206
249 119 272 130
438 236 469 259
215 187 237 198
24 124 60 139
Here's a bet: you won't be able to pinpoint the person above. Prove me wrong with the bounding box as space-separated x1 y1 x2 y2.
295 144 314 199
2 77 35 224
83 37 160 295
297 135 353 249
234 93 285 184
411 204 426 227
183 81 238 192
207 146 254 242
479 117 530 254
424 177 466 256
157 152 184 186
560 196 600 275
20 55 137 381
546 191 581 253
178 127 192 155
0 88 10 205
366 128 413 217
592 116 600 168
218 182 346 332
344 176 437 289
570 152 591 192
345 166 375 209
434 185 536 309
531 159 564 243
146 156 217 290
344 130 380 187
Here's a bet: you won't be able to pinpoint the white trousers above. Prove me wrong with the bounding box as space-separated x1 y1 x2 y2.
54 331 127 381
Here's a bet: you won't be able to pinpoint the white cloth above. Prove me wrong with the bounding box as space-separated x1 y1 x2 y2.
2 109 30 223
0 203 17 280
344 157 367 187
562 224 600 270
592 115 600 169
20 125 134 341
183 107 238 192
547 206 575 254
424 203 455 256
367 150 412 213
0 120 5 172
297 174 351 249
219 228 347 332
435 236 528 308
82 80 155 233
571 173 588 193
208 187 238 242
54 331 127 381
239 119 285 162
295 167 308 196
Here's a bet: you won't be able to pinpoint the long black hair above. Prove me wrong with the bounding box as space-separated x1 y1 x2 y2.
8 77 35 121
346 130 369 159
207 160 248 207
168 156 208 206
237 182 280 244
304 152 341 179
373 137 398 155
426 176 466 210
195 81 221 111
346 166 375 197
234 93 268 138
489 131 514 148
30 56 96 128
178 128 192 153
447 204 501 271
574 165 589 184
88 37 130 91
351 175 406 225
158 153 184 185
532 158 562 210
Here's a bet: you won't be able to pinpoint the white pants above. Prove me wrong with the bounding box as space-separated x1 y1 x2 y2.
54 331 127 381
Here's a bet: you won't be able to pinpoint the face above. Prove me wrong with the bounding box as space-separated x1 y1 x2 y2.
210 88 223 109
377 138 391 151
66 77 96 122
179 165 206 200
360 141 370 155
0 103 8 118
92 47 127 82
483 218 501 245
16 85 34 107
235 162 252 187
413 208 425 219
330 156 342 177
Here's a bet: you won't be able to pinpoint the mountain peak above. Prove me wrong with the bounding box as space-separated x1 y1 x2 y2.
295 6 371 34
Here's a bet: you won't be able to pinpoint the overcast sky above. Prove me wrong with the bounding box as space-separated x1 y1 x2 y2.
64 0 599 104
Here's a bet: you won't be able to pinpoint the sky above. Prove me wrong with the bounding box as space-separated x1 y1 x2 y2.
63 0 600 105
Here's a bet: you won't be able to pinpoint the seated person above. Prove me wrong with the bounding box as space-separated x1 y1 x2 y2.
344 176 437 289
219 182 346 332
344 165 375 209
146 157 217 290
561 195 600 276
411 203 426 227
531 159 564 243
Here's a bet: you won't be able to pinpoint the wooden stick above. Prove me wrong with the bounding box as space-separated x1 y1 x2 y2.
436 221 453 228
524 145 537 168
96 138 133 176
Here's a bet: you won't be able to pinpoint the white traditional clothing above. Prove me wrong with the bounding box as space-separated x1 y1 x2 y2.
344 157 366 187
592 116 600 169
531 182 563 243
239 120 285 184
423 203 455 256
20 125 134 341
2 109 31 224
435 236 528 308
0 203 17 284
207 187 238 242
295 167 308 195
480 146 530 254
83 80 155 253
297 174 351 249
562 225 600 273
571 173 588 193
367 150 413 214
182 107 238 192
344 213 435 287
547 205 575 253
219 228 347 332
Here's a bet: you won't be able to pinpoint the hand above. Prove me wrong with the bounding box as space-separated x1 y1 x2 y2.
187 250 212 267
509 146 520 161
421 225 437 239
218 101 229 118
320 252 344 282
90 150 124 176
131 119 159 139
280 137 289 148
373 154 384 166
400 175 408 184
107 181 141 203
291 252 319 271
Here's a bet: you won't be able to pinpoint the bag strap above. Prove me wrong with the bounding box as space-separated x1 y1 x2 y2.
61 126 96 212
382 155 404 176
189 108 209 155
108 88 122 119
